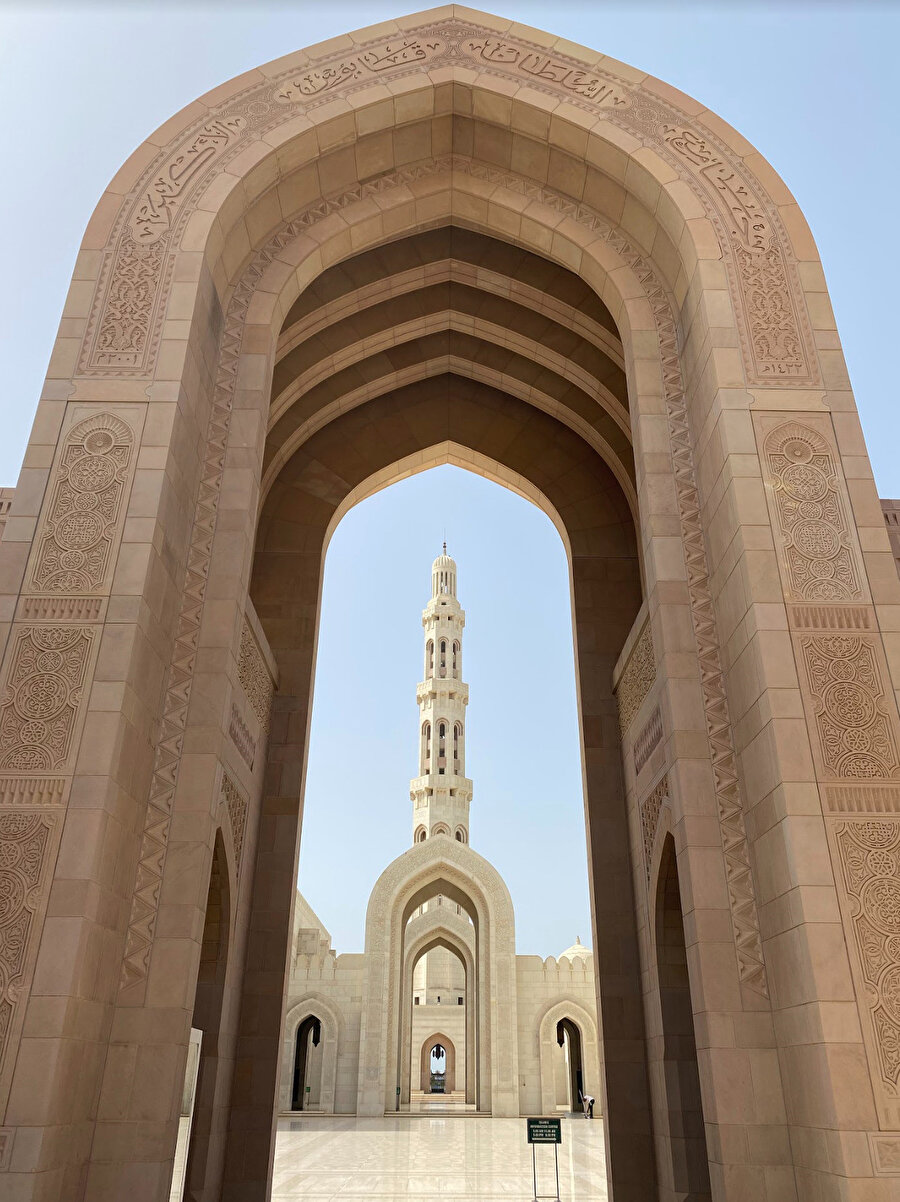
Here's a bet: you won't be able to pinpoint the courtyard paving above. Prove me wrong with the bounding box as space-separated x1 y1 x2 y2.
270 1114 608 1200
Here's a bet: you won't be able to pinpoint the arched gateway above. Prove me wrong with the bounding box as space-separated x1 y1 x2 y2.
0 9 897 1201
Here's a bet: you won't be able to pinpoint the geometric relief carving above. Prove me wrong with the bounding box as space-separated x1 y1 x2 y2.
238 619 273 733
0 626 94 772
228 703 256 771
764 421 864 602
616 621 655 734
28 413 134 594
640 774 669 887
0 811 56 1086
832 821 900 1121
870 1133 900 1175
634 706 663 776
798 635 900 780
221 772 247 873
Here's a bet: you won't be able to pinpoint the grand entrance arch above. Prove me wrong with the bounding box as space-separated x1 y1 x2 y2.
1 8 898 1202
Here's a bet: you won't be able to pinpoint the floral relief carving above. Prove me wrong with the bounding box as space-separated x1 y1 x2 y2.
799 635 900 780
0 627 94 772
833 821 900 1116
0 811 56 1088
764 422 863 602
239 620 273 733
616 622 655 735
28 413 134 595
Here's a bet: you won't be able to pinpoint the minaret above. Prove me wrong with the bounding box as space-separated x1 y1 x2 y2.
410 546 472 844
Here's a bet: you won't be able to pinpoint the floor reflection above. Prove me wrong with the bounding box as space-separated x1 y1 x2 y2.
272 1114 608 1200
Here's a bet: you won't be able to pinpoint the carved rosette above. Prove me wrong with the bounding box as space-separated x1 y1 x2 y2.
28 412 134 596
0 811 56 1095
763 421 863 602
832 821 900 1125
616 622 655 735
798 635 900 780
0 627 94 773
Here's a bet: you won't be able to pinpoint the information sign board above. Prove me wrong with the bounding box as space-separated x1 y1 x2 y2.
526 1117 562 1144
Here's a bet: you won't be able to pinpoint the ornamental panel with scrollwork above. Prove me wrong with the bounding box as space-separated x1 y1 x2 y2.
27 412 135 596
0 810 57 1108
831 820 900 1127
760 418 865 603
797 634 900 781
0 627 94 773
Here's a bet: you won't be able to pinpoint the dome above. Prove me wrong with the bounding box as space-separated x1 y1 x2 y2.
431 543 457 598
559 935 591 961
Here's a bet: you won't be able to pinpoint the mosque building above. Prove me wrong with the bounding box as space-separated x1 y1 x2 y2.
281 549 601 1115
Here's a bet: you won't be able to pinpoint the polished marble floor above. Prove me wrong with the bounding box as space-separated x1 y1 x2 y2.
271 1115 608 1200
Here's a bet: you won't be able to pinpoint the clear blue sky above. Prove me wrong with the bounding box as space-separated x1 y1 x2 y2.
1 2 897 951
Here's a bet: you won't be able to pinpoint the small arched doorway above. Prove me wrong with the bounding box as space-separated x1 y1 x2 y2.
655 834 712 1199
291 1015 323 1111
555 1018 584 1113
418 1033 456 1093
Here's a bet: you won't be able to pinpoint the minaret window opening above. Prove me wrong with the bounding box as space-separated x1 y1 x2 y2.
422 722 431 774
439 640 446 677
438 721 446 773
453 723 461 774
452 640 459 677
426 640 434 676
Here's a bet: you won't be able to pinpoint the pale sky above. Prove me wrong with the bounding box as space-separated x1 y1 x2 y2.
0 1 896 952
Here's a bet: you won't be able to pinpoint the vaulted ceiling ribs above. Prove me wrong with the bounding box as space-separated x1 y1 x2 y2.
263 226 633 509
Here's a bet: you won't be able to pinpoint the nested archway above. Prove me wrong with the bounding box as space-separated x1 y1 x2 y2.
280 996 341 1114
5 8 868 1202
538 998 602 1118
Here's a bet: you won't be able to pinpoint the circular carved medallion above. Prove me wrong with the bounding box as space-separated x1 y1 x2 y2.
14 673 69 720
782 462 826 501
782 438 814 464
55 511 104 551
793 519 839 559
864 879 900 934
823 681 876 727
83 430 115 455
68 453 116 492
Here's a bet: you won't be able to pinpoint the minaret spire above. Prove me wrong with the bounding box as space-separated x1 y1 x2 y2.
411 547 472 844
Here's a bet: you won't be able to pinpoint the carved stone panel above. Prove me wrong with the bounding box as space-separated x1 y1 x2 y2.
640 774 669 888
0 626 95 773
0 810 58 1110
616 622 655 735
238 619 273 733
221 773 248 874
27 411 136 596
757 415 866 604
796 634 900 781
830 820 900 1128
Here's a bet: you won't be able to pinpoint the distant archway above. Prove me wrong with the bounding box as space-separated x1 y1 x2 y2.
418 1033 456 1093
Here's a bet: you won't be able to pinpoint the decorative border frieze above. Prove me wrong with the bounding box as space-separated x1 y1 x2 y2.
789 604 872 632
77 18 816 390
228 703 256 771
633 706 663 776
0 777 67 807
824 784 900 814
616 621 655 735
17 596 106 623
